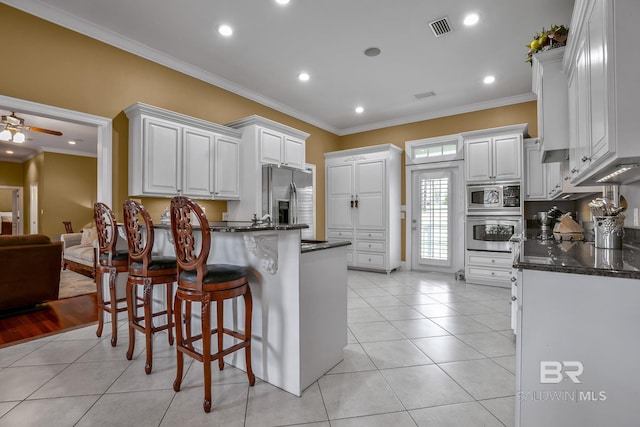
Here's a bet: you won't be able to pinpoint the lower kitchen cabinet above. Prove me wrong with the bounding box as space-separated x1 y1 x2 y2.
516 269 639 426
465 250 512 288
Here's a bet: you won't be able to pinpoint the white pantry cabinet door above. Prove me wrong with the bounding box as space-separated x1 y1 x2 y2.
355 159 385 230
326 163 354 229
143 118 181 195
213 135 240 199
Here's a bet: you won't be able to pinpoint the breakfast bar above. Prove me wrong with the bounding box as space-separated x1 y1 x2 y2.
150 222 350 396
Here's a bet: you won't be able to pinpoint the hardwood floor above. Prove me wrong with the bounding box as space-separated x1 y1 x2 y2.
0 293 98 347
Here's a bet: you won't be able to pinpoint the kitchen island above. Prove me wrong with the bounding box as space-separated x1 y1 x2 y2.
151 222 350 396
513 239 640 427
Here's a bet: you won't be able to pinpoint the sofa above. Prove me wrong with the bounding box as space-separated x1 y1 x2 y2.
61 226 98 278
0 234 63 312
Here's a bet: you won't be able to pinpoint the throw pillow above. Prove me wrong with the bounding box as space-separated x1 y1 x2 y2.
81 226 98 246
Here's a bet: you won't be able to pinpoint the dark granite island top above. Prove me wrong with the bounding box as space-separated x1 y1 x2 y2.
155 221 309 232
515 239 640 279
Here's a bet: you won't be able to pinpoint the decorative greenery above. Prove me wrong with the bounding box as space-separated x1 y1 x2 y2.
525 24 569 64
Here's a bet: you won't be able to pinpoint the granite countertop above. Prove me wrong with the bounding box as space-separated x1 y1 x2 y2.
155 221 309 232
515 239 640 279
300 240 351 253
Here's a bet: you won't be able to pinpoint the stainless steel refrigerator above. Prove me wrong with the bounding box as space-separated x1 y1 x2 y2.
262 164 314 239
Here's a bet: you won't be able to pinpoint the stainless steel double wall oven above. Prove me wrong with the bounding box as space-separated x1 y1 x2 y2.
465 182 523 252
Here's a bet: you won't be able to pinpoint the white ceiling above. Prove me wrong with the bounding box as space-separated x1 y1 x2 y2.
0 109 97 162
2 0 575 160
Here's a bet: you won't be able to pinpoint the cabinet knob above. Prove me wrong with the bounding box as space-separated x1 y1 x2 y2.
571 168 578 174
511 296 517 301
491 272 495 276
510 276 517 282
491 259 495 263
564 176 570 181
581 156 591 163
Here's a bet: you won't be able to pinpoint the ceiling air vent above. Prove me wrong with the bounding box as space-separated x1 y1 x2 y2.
429 16 452 37
414 91 436 100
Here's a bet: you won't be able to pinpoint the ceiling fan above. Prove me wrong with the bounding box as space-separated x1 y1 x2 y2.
0 112 63 144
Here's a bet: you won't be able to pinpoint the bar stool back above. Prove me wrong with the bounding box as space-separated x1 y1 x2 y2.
122 200 176 374
94 202 129 346
169 196 255 413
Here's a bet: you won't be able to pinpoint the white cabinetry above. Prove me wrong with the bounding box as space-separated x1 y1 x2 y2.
516 269 640 426
465 250 512 288
259 127 306 170
565 0 640 184
532 47 570 163
524 139 546 200
325 144 401 273
226 115 309 220
463 124 526 183
125 103 241 200
524 138 601 201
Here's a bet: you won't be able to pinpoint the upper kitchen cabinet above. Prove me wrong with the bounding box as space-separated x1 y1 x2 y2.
226 115 309 220
564 0 640 185
125 103 242 200
325 144 402 273
532 47 569 163
463 124 527 183
259 128 306 170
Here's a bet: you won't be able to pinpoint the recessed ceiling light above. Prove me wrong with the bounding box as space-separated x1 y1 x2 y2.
463 13 479 26
217 24 233 37
68 140 77 145
364 47 381 57
298 72 310 82
355 106 364 114
483 75 496 84
275 0 290 5
6 150 13 154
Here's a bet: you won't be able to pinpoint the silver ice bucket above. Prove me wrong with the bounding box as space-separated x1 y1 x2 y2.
594 216 624 249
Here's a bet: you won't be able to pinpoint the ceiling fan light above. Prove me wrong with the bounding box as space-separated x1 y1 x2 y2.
12 131 25 143
0 129 11 141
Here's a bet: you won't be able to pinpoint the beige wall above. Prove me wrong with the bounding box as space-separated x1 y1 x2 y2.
0 161 24 211
0 4 538 259
41 153 97 236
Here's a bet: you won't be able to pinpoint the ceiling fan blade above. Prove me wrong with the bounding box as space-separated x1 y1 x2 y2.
26 126 63 136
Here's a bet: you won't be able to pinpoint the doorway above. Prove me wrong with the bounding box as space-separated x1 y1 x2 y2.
0 185 23 235
0 94 113 208
408 162 464 273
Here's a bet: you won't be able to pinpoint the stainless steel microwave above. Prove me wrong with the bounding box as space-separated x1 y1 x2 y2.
466 182 522 216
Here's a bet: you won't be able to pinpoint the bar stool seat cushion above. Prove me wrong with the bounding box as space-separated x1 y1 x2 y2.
130 256 177 273
179 264 247 285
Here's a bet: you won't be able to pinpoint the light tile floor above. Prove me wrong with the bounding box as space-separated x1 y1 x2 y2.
0 270 516 427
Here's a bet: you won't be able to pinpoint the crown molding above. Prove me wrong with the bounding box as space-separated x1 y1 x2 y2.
337 93 536 136
3 0 339 135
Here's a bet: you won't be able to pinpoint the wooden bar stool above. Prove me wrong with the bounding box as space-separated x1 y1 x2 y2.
123 200 176 374
169 196 255 413
94 202 129 346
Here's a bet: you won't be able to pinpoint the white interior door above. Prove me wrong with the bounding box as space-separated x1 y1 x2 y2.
30 184 38 235
410 162 464 273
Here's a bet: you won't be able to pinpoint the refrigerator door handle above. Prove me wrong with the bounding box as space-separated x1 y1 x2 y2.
291 182 298 224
